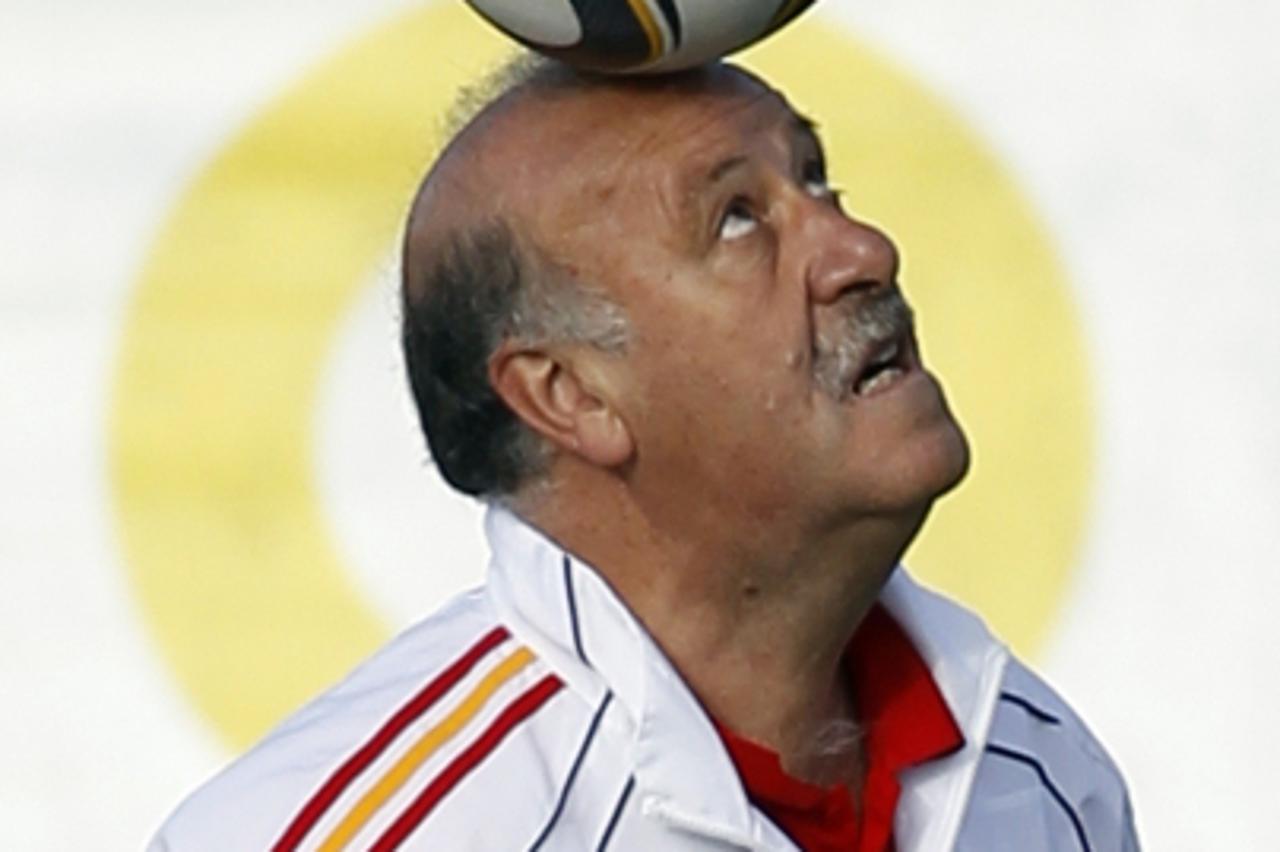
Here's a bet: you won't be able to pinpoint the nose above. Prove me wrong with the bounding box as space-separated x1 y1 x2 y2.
803 207 900 305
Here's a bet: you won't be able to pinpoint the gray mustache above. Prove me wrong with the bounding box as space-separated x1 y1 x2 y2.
812 288 914 400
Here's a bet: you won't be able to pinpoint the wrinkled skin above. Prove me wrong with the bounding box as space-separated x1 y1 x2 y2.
405 63 969 786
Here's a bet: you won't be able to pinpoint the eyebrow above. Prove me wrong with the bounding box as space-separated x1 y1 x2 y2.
791 113 824 155
703 113 822 187
707 154 750 185
676 109 826 240
792 113 818 136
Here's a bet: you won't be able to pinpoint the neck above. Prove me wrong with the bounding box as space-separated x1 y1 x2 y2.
517 470 927 787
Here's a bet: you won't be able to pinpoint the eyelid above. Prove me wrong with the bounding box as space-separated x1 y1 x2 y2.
801 154 829 182
709 156 838 243
800 158 843 207
806 179 842 205
716 196 758 240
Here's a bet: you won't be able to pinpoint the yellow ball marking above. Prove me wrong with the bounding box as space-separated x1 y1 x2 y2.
112 4 1090 748
627 0 666 60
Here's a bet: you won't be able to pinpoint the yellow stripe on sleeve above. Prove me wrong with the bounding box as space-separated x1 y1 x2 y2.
317 647 536 851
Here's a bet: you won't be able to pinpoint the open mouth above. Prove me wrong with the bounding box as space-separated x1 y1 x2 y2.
811 287 919 403
852 334 912 398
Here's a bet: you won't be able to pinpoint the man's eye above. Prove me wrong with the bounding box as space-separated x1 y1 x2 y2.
802 161 837 201
805 177 831 198
717 199 759 241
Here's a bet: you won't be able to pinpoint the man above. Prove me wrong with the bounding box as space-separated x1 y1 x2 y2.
152 57 1138 850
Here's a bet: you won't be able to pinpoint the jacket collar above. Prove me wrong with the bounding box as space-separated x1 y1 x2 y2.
484 507 761 842
483 507 1008 850
878 571 1010 851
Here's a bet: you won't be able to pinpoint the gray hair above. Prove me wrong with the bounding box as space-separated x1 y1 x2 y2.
401 56 630 499
492 230 631 490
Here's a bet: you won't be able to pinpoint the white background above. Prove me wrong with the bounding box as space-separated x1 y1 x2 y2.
4 0 1279 848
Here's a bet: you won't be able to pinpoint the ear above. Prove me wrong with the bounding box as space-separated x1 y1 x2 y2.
488 343 634 470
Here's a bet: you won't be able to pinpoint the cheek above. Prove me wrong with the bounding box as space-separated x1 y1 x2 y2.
627 334 813 477
663 299 812 424
705 234 779 300
644 313 799 406
609 247 812 435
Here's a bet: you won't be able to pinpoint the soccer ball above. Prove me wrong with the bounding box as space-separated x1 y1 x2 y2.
464 0 818 74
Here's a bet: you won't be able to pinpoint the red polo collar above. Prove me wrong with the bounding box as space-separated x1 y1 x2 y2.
717 604 963 852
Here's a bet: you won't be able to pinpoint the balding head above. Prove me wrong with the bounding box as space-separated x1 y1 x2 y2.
406 59 777 283
402 55 962 536
401 57 773 498
400 57 641 498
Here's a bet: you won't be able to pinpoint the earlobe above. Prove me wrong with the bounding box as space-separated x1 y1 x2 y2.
574 395 634 468
489 345 634 470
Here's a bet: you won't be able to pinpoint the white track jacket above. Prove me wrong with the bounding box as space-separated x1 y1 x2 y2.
151 507 1139 851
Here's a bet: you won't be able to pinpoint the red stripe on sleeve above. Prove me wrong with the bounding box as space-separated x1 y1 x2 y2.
371 674 564 851
273 625 510 851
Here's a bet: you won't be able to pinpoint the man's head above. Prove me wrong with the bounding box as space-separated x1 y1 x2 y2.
402 57 968 542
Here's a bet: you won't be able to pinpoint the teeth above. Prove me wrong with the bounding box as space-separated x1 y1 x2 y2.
855 366 904 397
869 341 899 367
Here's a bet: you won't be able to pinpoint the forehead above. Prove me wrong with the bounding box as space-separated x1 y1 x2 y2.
550 71 803 186
474 67 810 247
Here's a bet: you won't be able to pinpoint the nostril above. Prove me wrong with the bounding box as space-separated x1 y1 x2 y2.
806 220 899 304
808 267 887 305
845 277 884 293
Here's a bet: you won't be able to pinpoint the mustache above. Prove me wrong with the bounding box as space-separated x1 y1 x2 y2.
812 287 914 400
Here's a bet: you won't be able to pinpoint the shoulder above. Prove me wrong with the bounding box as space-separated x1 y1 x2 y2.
883 572 1138 848
991 659 1131 801
965 657 1138 851
149 588 612 851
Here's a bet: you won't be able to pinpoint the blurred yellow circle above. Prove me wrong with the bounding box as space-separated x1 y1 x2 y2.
111 4 1091 748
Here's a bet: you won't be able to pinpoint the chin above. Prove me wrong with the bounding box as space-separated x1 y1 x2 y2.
926 417 971 498
854 415 971 518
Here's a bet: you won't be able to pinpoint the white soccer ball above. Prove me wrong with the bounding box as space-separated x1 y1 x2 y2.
465 0 819 74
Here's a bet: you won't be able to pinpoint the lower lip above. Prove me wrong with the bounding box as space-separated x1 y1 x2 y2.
852 362 919 400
